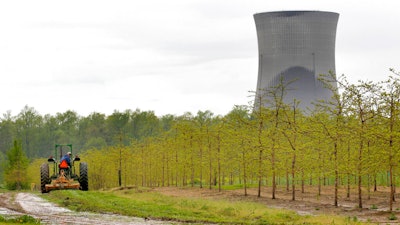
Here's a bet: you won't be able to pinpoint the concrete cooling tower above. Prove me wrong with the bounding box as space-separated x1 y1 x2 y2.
254 11 339 111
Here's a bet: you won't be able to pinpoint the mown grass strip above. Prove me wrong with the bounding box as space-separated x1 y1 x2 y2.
42 189 366 225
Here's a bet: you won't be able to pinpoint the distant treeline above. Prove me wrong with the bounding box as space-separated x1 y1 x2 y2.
0 107 176 158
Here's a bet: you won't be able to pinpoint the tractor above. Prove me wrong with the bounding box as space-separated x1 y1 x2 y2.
40 144 88 193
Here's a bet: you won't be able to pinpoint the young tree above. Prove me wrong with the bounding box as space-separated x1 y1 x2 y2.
225 106 253 196
281 99 301 201
261 76 290 199
4 140 29 190
345 79 379 209
193 110 214 188
314 73 348 207
253 93 268 197
378 69 400 211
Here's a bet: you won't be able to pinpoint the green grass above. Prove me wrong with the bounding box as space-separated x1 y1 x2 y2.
41 188 368 225
0 215 39 224
388 212 398 220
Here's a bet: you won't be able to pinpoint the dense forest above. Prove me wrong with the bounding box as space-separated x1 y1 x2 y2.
2 70 400 210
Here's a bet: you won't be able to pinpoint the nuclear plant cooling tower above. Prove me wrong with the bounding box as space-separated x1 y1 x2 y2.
254 11 339 111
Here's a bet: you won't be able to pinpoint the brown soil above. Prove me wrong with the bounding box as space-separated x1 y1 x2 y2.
152 185 400 224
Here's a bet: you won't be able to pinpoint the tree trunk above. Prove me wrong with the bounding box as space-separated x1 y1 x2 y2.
334 142 338 207
208 131 212 190
292 154 296 201
347 174 350 198
286 168 290 192
271 149 276 199
243 151 247 196
200 146 203 188
358 134 364 209
318 176 321 196
390 163 394 211
217 134 221 192
258 147 262 197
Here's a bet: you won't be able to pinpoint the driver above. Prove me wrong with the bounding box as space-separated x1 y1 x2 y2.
60 152 72 168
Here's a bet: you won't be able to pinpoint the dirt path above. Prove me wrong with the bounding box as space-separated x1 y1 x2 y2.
0 192 169 225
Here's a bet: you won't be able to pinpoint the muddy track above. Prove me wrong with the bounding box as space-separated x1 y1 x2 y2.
0 192 169 225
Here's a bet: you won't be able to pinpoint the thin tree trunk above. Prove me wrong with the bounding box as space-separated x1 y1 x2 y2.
334 142 338 207
242 150 247 196
393 175 396 202
257 115 263 198
162 152 165 187
347 174 350 198
200 145 203 188
272 150 276 199
390 163 394 211
217 133 221 192
347 142 351 198
258 148 262 197
175 147 178 187
358 128 364 209
208 138 212 190
318 176 321 196
292 154 296 201
367 174 371 200
286 167 290 192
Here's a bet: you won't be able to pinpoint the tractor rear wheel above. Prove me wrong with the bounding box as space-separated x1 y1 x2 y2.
79 162 88 191
40 163 49 193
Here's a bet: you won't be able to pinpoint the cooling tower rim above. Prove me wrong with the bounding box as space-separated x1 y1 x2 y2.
254 10 339 17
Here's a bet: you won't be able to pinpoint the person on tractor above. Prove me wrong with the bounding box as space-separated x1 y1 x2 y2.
59 152 72 172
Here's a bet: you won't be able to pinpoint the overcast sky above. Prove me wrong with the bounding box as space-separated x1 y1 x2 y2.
0 0 399 117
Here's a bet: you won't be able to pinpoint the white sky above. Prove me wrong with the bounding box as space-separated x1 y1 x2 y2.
0 0 399 117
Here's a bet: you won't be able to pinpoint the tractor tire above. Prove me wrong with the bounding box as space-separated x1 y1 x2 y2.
40 163 49 193
79 162 89 191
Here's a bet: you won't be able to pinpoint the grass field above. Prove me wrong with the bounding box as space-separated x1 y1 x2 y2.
0 215 39 224
41 187 367 225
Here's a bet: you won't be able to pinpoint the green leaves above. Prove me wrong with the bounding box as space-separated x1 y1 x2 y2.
4 140 29 190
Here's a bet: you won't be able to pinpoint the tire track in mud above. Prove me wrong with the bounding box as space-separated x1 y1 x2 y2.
2 193 171 225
